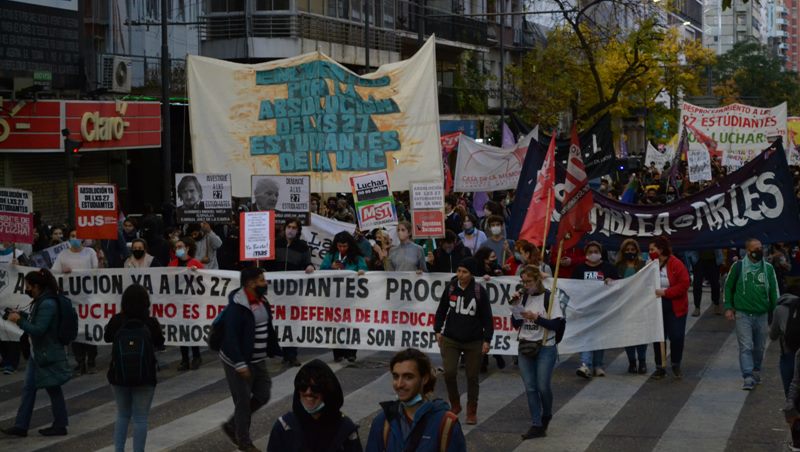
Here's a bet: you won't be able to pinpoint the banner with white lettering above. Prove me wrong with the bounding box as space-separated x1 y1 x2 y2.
175 173 233 224
0 264 663 353
453 127 538 192
75 184 118 240
0 187 33 244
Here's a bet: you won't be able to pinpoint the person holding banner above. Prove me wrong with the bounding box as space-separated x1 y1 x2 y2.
123 239 162 268
168 237 205 371
482 215 515 271
511 266 564 440
51 229 99 376
615 239 648 375
321 232 366 363
427 231 472 274
385 221 427 273
457 215 486 255
649 236 690 380
434 257 494 425
2 269 72 438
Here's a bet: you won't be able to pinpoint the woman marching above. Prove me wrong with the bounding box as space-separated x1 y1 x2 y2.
615 239 648 374
649 236 690 379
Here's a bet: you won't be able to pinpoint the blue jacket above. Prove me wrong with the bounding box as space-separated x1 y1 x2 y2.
18 293 72 389
219 288 281 369
365 399 465 452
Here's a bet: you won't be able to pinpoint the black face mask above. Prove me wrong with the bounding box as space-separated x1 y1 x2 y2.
25 289 33 298
132 250 146 259
750 250 763 261
624 252 637 261
254 285 268 298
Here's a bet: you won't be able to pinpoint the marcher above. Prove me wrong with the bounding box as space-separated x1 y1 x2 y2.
219 267 281 452
615 239 648 374
385 221 427 273
457 214 486 255
2 269 71 437
482 215 514 270
650 236 690 380
769 280 800 396
444 195 463 234
366 348 465 451
267 359 361 452
321 232 366 362
104 284 165 452
188 222 223 270
434 257 494 425
511 266 564 439
573 241 618 378
168 237 205 371
124 238 162 268
427 230 471 273
689 248 724 316
724 238 779 390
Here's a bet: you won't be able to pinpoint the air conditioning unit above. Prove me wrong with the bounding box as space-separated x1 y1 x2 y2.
99 56 132 93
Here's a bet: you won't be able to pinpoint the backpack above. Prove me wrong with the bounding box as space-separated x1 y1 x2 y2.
55 294 79 346
784 298 800 353
205 307 227 352
110 319 156 387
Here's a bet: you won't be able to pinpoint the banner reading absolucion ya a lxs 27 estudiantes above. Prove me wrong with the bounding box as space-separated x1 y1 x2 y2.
187 37 443 196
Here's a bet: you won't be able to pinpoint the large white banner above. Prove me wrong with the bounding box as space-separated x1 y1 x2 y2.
188 37 443 196
301 213 398 267
0 262 663 353
644 142 674 172
453 127 538 192
680 102 787 168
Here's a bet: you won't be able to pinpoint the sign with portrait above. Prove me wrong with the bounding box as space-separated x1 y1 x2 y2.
251 175 310 225
175 173 233 224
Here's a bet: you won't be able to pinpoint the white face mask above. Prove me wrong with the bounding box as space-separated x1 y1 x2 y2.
586 253 602 263
490 226 502 236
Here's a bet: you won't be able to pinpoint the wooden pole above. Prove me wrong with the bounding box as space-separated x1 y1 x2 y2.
541 237 565 343
539 188 552 263
659 340 667 370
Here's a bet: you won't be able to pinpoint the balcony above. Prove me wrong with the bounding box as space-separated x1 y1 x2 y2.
395 4 488 48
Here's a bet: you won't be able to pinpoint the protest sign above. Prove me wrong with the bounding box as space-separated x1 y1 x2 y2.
644 142 675 172
355 197 397 230
175 173 233 224
411 181 444 210
787 116 800 166
0 263 662 353
251 175 310 225
75 184 118 239
302 213 397 267
0 188 33 244
453 127 537 192
29 241 70 268
350 171 391 202
410 181 445 239
239 211 275 261
680 101 787 167
410 210 445 238
188 37 443 196
686 149 712 182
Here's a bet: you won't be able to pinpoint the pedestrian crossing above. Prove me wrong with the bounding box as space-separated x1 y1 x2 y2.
0 298 790 452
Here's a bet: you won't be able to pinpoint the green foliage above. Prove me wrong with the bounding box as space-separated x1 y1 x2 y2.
453 51 492 115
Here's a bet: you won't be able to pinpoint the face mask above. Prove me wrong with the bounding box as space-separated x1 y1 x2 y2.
750 250 763 261
25 289 33 298
398 230 409 241
175 248 187 259
285 228 298 239
400 393 423 408
255 285 268 298
649 251 660 260
132 250 146 259
586 253 601 263
490 226 502 236
624 252 637 261
303 401 326 415
69 238 82 248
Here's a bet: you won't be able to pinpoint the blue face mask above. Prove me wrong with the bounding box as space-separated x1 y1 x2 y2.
400 393 423 408
304 401 326 415
69 238 82 248
175 248 187 258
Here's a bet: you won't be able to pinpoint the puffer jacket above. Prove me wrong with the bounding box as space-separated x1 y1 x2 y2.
17 292 72 389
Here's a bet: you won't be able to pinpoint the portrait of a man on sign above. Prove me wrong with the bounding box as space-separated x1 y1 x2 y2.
177 175 205 210
253 177 280 211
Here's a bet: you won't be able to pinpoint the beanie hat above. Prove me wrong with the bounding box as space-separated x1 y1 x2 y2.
458 257 478 275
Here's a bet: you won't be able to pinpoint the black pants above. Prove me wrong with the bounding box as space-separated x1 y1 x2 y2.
72 342 97 366
692 260 720 308
181 346 201 362
0 340 21 368
332 349 356 360
653 298 687 367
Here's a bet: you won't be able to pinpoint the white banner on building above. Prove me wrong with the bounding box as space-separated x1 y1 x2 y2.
0 262 662 352
453 127 538 192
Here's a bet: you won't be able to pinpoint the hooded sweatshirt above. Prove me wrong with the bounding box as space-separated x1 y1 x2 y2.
434 277 494 343
724 258 779 314
267 359 361 452
770 293 800 353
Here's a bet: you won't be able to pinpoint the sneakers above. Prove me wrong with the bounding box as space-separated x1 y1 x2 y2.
593 367 606 377
191 357 202 370
521 425 546 440
576 363 592 379
38 426 67 436
752 372 762 385
691 307 701 317
672 365 683 379
638 362 648 375
3 365 15 375
651 368 667 380
221 423 238 446
628 362 637 374
1 426 27 437
742 377 756 390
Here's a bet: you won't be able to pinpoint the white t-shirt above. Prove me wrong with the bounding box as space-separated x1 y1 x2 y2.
517 293 555 345
659 265 669 289
51 247 99 272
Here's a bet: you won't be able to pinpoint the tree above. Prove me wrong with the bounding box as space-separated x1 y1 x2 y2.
712 41 800 112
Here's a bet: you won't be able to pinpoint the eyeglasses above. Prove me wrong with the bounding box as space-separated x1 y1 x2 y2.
295 380 322 393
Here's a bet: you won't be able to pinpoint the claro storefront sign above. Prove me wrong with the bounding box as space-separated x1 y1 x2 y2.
0 100 161 152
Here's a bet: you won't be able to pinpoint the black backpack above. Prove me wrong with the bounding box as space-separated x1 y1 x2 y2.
110 319 156 386
205 307 227 352
55 294 79 346
784 298 800 353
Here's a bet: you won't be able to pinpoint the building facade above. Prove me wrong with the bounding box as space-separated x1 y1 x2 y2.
785 0 800 72
703 0 764 55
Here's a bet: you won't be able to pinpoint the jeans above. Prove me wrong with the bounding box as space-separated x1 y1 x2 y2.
518 345 557 427
653 298 687 368
222 360 271 446
780 351 796 397
692 260 721 308
580 350 605 369
625 344 647 363
112 385 156 452
14 361 68 430
734 311 768 379
440 337 483 405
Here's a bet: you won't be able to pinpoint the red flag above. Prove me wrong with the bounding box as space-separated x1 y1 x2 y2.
556 124 594 250
519 132 556 247
685 122 721 159
441 132 460 193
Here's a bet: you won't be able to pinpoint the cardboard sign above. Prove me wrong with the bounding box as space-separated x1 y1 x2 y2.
251 175 310 225
411 210 445 238
239 211 275 261
350 171 391 202
410 181 445 238
355 197 397 230
0 188 33 244
75 184 118 239
410 182 444 210
175 173 233 224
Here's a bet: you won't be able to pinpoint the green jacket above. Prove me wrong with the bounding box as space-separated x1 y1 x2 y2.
18 293 72 389
723 259 779 315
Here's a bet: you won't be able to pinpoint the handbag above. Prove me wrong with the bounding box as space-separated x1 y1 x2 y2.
518 339 543 359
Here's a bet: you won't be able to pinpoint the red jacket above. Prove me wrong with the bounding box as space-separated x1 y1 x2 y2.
168 258 205 269
550 247 585 279
662 255 690 317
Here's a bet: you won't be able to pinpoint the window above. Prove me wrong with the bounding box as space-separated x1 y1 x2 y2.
328 0 350 19
209 0 244 13
736 13 746 26
382 0 395 28
256 0 291 10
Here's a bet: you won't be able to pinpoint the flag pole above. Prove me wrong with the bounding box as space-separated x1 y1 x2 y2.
541 236 565 343
539 186 552 263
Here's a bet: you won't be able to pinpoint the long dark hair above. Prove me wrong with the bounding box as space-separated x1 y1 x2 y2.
24 268 59 296
327 231 362 262
121 284 151 320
